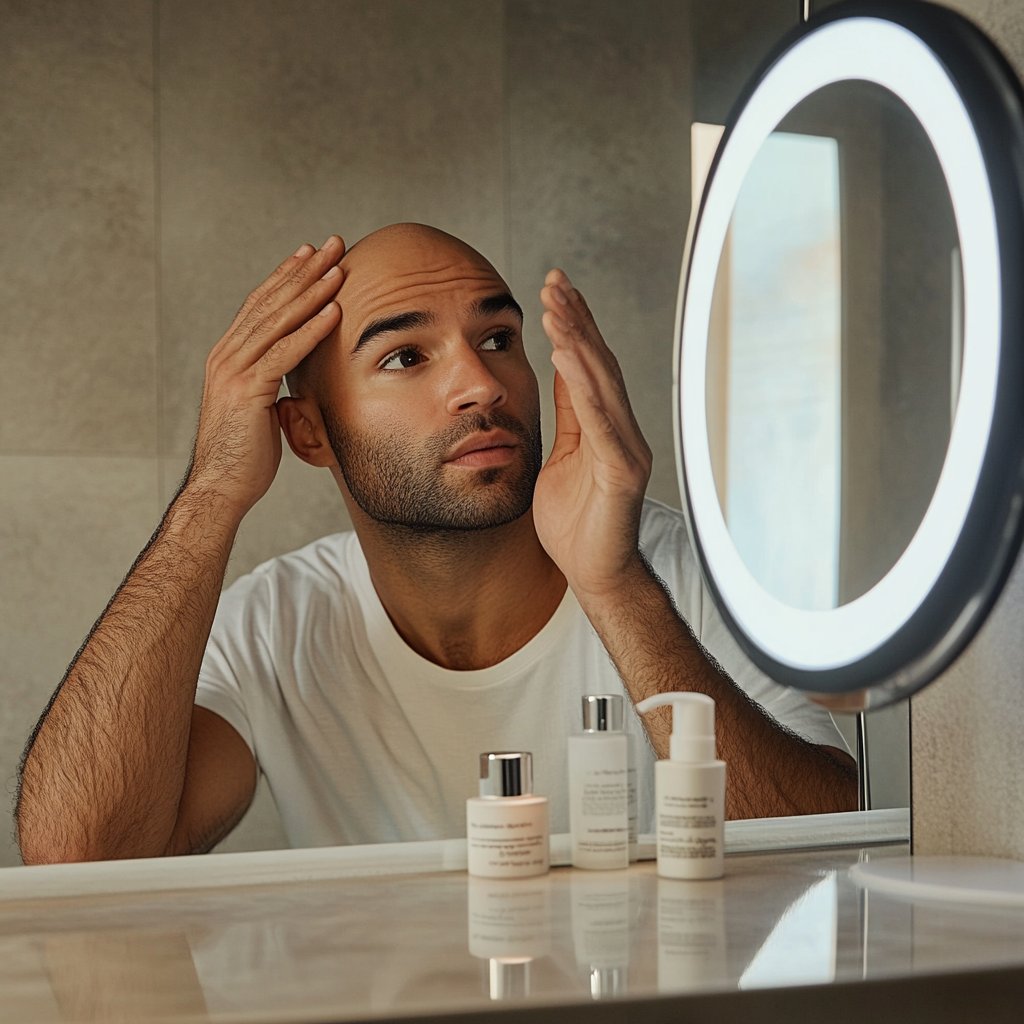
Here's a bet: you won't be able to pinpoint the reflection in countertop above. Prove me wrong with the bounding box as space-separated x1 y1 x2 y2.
2 822 1023 1022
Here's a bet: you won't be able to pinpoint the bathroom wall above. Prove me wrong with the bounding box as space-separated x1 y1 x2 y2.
910 0 1024 859
6 0 969 867
0 0 694 865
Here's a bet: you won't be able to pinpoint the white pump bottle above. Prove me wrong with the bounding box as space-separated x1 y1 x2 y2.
635 692 726 879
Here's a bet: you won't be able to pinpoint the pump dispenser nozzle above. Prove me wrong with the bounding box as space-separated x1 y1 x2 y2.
635 692 717 763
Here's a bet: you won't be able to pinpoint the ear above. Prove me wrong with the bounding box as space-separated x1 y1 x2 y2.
277 397 337 468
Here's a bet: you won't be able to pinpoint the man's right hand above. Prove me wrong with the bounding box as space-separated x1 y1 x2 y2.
16 236 348 863
186 236 345 520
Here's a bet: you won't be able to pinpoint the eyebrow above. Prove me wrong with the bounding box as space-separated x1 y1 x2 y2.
470 292 524 322
352 292 523 355
354 310 437 354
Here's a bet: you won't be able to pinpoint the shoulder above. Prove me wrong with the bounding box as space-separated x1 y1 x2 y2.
638 498 697 566
639 496 689 536
219 532 364 611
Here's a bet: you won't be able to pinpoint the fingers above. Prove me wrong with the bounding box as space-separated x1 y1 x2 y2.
254 297 341 381
209 236 346 384
539 268 625 414
547 368 581 462
244 262 345 365
539 269 651 475
229 235 345 337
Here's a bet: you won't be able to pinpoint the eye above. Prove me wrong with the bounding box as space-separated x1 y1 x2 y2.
379 347 424 371
480 329 514 352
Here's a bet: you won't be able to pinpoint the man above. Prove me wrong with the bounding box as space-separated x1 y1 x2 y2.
16 224 857 862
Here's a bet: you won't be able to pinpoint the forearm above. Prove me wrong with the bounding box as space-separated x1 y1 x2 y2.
575 558 859 819
16 484 240 863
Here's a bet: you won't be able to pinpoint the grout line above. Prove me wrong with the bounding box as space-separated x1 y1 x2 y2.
153 0 167 511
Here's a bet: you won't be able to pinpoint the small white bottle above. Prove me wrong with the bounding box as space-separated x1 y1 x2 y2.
635 692 726 880
467 752 550 878
569 695 630 869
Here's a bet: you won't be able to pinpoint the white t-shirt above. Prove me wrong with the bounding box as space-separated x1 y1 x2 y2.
196 499 844 847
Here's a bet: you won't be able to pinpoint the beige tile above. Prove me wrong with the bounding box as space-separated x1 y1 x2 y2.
912 549 1024 859
0 454 162 866
157 0 505 455
505 0 694 508
0 1 158 455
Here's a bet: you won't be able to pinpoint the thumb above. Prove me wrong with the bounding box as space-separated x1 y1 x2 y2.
548 368 581 462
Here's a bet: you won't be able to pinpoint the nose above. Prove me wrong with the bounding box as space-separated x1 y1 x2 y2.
445 346 507 415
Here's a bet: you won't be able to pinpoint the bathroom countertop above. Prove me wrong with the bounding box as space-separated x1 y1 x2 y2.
1 811 1022 1023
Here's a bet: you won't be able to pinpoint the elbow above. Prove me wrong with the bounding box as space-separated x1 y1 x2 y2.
16 809 162 865
17 821 100 866
17 833 75 867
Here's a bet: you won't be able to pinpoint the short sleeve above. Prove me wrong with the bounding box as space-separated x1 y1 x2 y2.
194 574 270 759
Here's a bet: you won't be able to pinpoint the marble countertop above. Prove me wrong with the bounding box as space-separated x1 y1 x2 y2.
2 810 1022 1023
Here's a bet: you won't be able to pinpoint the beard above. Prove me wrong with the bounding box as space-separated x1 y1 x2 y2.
322 407 543 532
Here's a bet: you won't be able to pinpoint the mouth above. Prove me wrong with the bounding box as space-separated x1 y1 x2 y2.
444 430 520 469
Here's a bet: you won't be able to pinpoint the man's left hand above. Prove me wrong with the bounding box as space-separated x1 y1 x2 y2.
533 268 653 600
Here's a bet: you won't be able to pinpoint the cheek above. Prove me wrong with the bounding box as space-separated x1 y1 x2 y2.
508 361 540 413
338 398 419 450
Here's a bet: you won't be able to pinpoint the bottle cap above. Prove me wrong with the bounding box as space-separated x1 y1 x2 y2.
581 694 625 732
635 692 717 763
590 966 627 998
479 751 534 797
489 959 530 999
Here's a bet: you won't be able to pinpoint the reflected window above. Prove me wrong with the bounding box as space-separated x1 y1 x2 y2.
700 124 842 610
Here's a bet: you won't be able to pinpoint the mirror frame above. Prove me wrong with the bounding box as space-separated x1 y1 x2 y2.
674 1 1024 706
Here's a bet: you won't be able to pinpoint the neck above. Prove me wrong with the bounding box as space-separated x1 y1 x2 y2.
352 510 567 670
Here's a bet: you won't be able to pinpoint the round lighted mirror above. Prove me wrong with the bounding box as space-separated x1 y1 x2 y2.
675 2 1024 706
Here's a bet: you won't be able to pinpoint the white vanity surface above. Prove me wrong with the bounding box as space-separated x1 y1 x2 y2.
2 810 1022 1023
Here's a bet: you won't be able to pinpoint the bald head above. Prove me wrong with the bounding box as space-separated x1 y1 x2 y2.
288 224 517 402
341 222 498 276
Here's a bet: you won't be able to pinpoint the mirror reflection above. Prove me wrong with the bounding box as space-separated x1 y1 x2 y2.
706 81 960 611
2 2 915 869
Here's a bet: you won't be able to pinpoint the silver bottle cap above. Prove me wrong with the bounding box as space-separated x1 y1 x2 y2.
581 694 624 732
590 965 627 998
479 751 533 797
490 958 530 999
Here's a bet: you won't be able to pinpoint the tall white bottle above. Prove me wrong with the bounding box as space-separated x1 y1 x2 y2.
635 692 726 880
569 694 629 869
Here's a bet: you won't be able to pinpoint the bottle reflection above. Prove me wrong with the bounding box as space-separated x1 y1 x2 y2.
466 875 552 1000
656 877 726 993
570 872 632 998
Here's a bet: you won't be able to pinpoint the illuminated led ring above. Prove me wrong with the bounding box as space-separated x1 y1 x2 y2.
677 17 1001 675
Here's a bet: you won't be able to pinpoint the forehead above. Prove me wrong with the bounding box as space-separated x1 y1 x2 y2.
339 243 510 343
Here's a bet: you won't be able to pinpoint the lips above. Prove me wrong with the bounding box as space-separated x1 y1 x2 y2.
444 429 519 464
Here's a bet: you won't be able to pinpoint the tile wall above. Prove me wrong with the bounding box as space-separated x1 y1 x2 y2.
4 0 943 867
0 0 698 863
